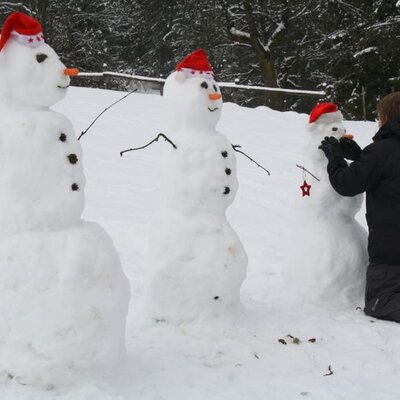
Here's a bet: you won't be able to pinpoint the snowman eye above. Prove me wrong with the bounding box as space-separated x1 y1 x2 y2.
201 81 208 89
332 127 338 131
213 84 218 92
36 54 48 63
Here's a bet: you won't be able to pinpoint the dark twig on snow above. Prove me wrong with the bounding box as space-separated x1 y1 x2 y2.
296 164 320 182
120 133 177 157
323 365 334 376
232 145 270 176
78 89 138 141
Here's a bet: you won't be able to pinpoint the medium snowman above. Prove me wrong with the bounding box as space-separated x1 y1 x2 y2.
285 103 368 307
0 13 129 387
141 49 248 323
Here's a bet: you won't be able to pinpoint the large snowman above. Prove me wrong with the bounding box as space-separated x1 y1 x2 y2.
0 13 129 387
285 103 368 307
141 50 248 323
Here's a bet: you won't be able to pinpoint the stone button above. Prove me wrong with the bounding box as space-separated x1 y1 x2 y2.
71 183 79 191
59 133 67 142
223 187 230 195
225 168 231 175
221 150 228 158
68 154 78 164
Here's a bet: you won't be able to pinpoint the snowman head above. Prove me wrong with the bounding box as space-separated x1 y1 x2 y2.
0 12 72 109
163 49 222 132
307 102 346 139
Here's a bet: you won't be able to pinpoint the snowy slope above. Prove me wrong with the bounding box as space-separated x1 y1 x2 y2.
2 86 399 400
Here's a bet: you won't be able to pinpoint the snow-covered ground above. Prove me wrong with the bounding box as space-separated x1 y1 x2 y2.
2 86 399 400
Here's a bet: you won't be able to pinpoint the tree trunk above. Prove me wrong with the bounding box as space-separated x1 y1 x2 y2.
260 57 283 110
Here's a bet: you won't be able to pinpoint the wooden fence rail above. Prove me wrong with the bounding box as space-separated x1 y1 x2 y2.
76 71 326 97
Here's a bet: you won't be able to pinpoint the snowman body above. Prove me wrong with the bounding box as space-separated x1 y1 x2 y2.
0 110 84 233
286 112 368 307
142 68 247 323
0 25 129 386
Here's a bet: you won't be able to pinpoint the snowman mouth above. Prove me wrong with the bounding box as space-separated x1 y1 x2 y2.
57 84 70 89
208 107 219 112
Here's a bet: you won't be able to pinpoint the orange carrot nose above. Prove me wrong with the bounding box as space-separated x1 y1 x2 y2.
64 68 79 76
342 134 354 140
209 93 222 101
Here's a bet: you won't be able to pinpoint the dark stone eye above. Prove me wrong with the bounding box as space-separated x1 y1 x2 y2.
36 54 48 63
332 127 338 131
201 81 208 89
213 84 218 92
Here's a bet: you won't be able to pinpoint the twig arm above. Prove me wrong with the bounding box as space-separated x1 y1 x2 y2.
232 144 270 176
120 133 177 157
78 89 137 141
296 164 320 181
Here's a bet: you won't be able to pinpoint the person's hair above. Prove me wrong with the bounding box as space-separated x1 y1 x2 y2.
377 92 400 126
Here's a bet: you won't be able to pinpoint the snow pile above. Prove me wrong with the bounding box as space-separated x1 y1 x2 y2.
0 21 129 387
284 109 368 307
140 66 248 323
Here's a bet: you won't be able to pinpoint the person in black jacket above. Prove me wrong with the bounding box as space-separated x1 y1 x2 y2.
319 92 400 323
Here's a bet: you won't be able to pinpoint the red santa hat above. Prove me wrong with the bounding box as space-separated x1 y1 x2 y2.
307 102 343 131
175 49 214 81
0 12 45 52
309 102 341 123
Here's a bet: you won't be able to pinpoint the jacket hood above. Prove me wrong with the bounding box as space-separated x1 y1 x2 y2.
373 117 400 142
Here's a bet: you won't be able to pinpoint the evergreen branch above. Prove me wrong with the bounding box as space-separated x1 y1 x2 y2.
78 89 137 141
232 144 270 176
120 133 177 157
296 164 320 181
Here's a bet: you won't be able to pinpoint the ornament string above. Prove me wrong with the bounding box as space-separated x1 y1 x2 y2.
120 133 177 157
296 165 320 181
232 145 270 176
78 89 138 141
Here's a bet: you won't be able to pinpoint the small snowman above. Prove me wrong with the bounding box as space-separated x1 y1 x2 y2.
285 103 368 307
140 49 248 323
0 13 129 387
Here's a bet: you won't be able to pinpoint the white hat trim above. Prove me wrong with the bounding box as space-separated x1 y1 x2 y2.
10 30 45 48
179 67 214 79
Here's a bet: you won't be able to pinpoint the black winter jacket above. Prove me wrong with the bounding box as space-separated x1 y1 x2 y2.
327 117 400 265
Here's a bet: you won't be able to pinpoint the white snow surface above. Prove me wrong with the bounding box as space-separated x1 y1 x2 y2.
2 86 400 399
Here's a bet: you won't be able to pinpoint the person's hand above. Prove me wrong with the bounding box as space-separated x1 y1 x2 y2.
318 136 343 160
339 137 361 161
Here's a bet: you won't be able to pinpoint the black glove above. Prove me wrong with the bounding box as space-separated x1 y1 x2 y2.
318 136 343 161
339 137 361 161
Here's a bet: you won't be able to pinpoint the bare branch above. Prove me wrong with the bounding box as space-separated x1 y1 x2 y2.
120 133 177 157
232 144 270 176
78 89 137 141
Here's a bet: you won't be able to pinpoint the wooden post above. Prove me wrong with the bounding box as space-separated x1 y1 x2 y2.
361 86 367 121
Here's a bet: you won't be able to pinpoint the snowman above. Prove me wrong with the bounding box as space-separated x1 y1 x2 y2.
0 12 129 387
140 49 248 323
285 103 368 307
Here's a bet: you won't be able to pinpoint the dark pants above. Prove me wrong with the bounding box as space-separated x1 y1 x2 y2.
364 263 400 322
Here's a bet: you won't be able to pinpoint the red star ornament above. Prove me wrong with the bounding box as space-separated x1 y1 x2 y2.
300 180 311 197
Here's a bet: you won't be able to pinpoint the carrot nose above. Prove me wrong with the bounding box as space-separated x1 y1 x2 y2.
342 134 354 140
209 93 222 101
64 68 79 76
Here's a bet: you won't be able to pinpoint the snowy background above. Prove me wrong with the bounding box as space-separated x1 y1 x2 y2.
2 86 399 400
